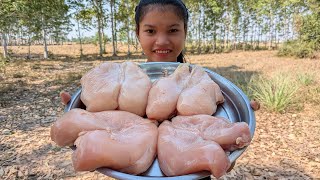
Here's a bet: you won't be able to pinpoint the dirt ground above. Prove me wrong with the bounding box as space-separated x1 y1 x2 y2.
0 50 319 180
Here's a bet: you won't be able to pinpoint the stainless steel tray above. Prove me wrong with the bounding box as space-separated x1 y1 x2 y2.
65 62 256 180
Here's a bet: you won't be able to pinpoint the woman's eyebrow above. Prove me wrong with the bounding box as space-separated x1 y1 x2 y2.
168 24 181 28
142 24 182 28
143 24 155 28
169 24 181 28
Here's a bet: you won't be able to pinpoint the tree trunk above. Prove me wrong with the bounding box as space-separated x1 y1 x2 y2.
197 5 201 54
126 0 130 56
99 2 106 54
224 11 230 49
233 27 238 50
77 19 83 57
97 14 103 56
2 33 8 58
101 29 106 54
268 14 273 50
42 14 49 59
27 35 31 59
111 0 117 56
135 32 138 53
242 13 248 51
251 23 255 49
274 22 278 49
257 26 261 49
212 21 217 53
43 29 49 59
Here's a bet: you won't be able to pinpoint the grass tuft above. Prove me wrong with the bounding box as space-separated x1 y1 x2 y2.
250 73 299 113
296 72 315 86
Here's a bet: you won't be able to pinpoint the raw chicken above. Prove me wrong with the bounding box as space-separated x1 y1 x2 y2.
81 62 121 112
171 115 252 151
158 120 231 178
50 109 158 175
118 62 152 116
146 64 190 121
80 62 152 116
177 65 224 116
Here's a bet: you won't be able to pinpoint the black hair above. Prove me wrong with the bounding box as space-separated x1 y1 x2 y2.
135 0 189 63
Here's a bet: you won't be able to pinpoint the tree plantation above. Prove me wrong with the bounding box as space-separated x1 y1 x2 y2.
0 0 319 59
1 1 320 179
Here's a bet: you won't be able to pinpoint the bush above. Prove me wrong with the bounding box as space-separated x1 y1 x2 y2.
0 56 9 73
296 45 315 58
250 73 299 113
277 41 295 57
278 40 315 58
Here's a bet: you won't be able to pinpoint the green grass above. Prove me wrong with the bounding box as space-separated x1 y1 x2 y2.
250 73 299 113
297 72 315 86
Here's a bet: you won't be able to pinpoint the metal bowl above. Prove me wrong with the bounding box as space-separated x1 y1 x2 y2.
65 62 256 180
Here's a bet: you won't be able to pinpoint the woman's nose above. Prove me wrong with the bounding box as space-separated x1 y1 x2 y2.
155 33 170 45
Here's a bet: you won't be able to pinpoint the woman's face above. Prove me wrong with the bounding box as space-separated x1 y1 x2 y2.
137 7 186 62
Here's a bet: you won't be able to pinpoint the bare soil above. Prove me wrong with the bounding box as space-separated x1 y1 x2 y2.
0 49 319 180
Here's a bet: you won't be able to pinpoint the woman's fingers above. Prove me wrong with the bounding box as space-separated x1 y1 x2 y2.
60 91 71 105
250 100 260 111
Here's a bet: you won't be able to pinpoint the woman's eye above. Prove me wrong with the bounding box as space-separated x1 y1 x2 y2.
169 29 179 33
145 29 155 34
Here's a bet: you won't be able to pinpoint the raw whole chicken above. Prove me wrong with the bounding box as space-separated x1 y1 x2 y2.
157 120 231 178
50 109 158 175
80 62 152 116
146 64 190 121
171 115 252 151
177 65 224 116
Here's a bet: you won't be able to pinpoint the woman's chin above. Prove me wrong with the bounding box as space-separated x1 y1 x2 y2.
147 58 176 62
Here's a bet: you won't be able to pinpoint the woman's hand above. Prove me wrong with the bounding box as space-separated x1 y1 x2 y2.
227 100 259 173
250 100 260 111
60 91 71 105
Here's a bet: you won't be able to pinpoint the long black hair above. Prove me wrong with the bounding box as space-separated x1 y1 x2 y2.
135 0 189 63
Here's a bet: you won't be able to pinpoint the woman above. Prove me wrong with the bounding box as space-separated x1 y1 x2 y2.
60 0 189 104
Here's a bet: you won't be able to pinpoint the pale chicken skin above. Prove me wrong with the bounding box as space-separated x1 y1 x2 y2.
81 62 121 112
177 65 224 116
171 115 252 151
118 62 152 117
50 109 158 175
146 64 190 121
80 62 151 116
158 120 231 178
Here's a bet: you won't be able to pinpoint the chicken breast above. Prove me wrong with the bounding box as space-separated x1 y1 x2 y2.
158 120 230 178
80 62 121 112
171 115 252 151
50 109 158 175
146 64 190 121
177 65 224 116
118 62 152 117
80 62 152 116
73 127 157 174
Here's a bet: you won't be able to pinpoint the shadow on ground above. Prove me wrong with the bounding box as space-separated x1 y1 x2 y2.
204 65 260 97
